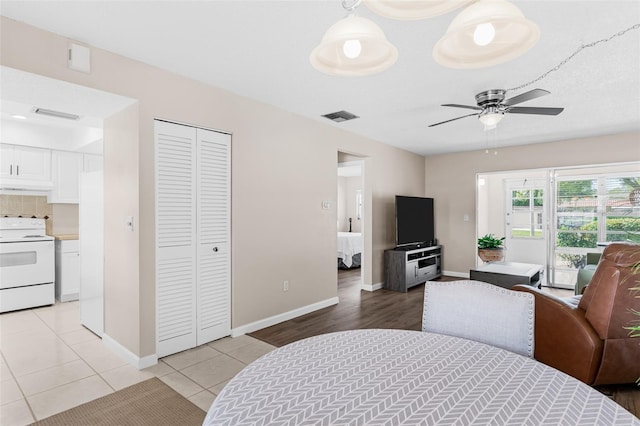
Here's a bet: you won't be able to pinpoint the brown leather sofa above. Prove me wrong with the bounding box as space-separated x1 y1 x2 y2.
513 243 640 385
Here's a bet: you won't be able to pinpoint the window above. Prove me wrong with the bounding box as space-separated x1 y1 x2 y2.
553 172 640 286
509 189 544 238
603 177 640 243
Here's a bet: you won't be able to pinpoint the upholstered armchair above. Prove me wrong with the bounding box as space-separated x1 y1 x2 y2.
513 242 640 385
423 280 535 357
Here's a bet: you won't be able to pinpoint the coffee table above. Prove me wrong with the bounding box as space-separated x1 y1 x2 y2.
470 261 543 289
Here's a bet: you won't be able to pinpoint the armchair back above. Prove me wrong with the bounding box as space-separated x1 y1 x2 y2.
577 243 640 384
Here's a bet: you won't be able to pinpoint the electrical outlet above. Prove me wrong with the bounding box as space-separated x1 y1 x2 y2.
283 280 289 292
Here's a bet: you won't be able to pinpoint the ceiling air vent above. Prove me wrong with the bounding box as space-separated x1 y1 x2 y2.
322 110 359 123
33 107 80 121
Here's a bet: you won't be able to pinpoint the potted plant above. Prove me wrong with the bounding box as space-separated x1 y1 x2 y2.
477 234 506 262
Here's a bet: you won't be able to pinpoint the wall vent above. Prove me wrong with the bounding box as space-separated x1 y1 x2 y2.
322 110 359 123
33 107 80 121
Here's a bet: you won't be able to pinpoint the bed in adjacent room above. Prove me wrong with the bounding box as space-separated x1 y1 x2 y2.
338 232 362 269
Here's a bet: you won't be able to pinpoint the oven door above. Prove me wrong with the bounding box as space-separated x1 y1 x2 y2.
0 240 55 289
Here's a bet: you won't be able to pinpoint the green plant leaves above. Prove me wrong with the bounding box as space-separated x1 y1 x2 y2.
477 234 505 249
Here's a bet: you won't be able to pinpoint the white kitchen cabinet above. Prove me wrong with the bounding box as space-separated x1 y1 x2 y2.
50 151 83 203
83 154 103 172
0 144 52 189
55 239 80 302
155 120 231 357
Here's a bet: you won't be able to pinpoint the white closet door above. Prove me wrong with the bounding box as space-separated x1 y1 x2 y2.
155 121 198 357
196 128 231 345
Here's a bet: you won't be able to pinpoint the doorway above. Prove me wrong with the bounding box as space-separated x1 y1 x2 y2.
337 152 366 293
504 178 547 267
1 66 136 333
477 169 548 283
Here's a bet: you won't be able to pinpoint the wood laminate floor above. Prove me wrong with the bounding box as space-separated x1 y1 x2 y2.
249 268 640 418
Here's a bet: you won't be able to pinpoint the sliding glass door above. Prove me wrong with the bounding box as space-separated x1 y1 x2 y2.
550 169 640 289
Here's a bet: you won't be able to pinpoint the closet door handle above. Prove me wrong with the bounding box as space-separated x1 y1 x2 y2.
9 164 12 175
212 247 219 252
16 165 19 176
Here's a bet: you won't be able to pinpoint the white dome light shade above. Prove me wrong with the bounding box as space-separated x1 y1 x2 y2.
364 0 472 20
478 109 504 130
433 0 540 69
310 15 398 76
473 22 495 46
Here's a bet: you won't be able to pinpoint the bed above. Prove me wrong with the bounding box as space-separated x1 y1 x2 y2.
337 232 362 269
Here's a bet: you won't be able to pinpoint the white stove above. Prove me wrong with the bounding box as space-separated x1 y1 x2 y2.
0 217 55 313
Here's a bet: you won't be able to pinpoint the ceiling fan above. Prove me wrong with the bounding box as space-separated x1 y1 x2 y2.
428 88 564 129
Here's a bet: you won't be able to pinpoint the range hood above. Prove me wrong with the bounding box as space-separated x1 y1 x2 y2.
0 180 53 193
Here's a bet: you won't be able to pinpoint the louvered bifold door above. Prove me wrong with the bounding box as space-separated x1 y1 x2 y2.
155 121 198 357
196 128 231 345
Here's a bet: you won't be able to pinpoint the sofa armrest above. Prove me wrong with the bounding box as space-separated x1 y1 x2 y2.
512 285 603 385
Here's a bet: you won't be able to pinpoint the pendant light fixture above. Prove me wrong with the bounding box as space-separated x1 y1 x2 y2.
433 0 540 69
310 0 398 76
363 0 472 21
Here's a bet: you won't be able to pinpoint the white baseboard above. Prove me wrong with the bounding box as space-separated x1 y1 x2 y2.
102 333 157 370
361 282 383 292
231 296 339 337
443 270 469 278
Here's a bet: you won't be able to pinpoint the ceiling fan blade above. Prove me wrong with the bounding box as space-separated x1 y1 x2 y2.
442 103 482 111
428 113 480 127
507 106 564 115
502 89 550 106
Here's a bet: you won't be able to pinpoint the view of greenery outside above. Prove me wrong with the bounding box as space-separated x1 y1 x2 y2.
556 177 640 269
512 229 543 237
510 189 544 238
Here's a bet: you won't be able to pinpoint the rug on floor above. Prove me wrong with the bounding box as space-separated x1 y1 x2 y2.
32 377 206 426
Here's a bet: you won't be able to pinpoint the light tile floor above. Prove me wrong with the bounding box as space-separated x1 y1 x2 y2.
0 301 276 426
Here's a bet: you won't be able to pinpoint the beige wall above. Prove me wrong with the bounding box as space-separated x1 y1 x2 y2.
103 103 141 354
1 17 425 358
425 131 640 275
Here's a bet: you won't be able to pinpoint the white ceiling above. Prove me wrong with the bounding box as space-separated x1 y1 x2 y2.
0 66 136 129
1 1 639 156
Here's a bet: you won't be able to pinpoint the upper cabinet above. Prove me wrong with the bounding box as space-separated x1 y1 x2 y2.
50 151 84 204
83 154 103 173
50 152 103 204
0 144 102 201
0 144 52 189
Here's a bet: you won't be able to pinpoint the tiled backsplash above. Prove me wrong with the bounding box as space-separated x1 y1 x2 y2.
0 194 52 218
0 194 76 235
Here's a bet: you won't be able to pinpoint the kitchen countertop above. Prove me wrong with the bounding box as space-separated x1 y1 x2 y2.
52 234 79 241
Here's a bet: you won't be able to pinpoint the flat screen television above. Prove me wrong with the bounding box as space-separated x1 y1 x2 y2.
395 196 435 248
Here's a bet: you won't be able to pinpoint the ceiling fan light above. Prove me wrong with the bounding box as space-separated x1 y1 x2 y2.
310 15 398 76
473 22 495 46
478 111 504 130
363 0 472 20
433 0 540 69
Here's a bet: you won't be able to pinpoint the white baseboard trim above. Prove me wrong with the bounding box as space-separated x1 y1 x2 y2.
102 333 157 370
231 296 339 337
361 282 384 292
443 270 469 278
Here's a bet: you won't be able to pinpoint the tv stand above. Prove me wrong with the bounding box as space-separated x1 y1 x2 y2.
384 246 441 292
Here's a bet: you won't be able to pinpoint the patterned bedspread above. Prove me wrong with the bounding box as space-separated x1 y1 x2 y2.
204 329 639 426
